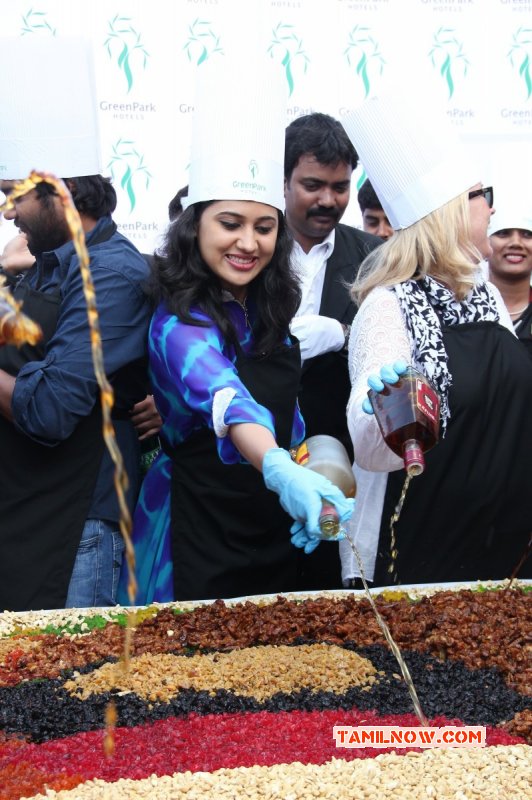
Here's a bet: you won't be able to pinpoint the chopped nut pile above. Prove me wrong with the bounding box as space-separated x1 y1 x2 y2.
63 644 378 702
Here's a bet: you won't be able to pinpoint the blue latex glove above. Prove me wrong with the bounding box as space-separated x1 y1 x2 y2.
262 448 355 554
362 360 409 414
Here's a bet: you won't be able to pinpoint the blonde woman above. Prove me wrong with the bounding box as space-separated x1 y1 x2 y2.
340 93 532 587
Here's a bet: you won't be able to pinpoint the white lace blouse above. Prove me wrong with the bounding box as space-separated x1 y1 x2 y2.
339 282 513 583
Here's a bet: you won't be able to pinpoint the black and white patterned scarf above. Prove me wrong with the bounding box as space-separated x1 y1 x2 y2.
393 275 500 436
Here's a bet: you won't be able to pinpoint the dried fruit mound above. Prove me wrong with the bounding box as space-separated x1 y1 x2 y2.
0 587 529 800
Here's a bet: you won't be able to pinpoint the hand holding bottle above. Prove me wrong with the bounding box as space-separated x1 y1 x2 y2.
362 360 409 414
262 448 355 553
364 364 440 476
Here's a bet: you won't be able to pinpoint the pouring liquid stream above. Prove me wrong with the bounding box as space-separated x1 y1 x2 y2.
387 473 412 585
295 434 428 725
343 526 429 727
1 172 138 756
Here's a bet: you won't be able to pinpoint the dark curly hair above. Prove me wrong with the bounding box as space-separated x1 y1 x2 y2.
357 178 383 213
150 200 301 355
168 185 188 221
284 113 359 181
35 175 117 217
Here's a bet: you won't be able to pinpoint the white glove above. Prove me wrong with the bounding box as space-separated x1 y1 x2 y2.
290 314 345 361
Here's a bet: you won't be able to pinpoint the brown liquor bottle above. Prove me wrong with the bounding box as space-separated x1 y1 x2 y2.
367 367 440 476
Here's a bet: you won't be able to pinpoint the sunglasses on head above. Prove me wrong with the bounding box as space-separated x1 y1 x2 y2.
468 186 494 208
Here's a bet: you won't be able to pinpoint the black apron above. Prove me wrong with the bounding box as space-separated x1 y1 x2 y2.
374 322 532 585
515 303 532 362
0 225 116 611
166 337 304 601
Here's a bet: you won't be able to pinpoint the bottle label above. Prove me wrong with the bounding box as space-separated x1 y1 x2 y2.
416 379 439 424
294 442 310 466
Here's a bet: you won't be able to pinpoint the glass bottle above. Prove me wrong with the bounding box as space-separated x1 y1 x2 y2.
293 435 356 538
367 366 440 476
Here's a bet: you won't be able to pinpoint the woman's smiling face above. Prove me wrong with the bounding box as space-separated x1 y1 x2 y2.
488 227 532 282
197 200 279 302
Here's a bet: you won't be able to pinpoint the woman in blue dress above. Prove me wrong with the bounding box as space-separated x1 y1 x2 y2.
119 196 353 603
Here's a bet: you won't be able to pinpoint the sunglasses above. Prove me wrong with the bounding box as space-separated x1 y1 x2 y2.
468 186 494 208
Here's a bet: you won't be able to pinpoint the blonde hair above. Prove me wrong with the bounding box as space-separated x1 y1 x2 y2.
351 190 482 304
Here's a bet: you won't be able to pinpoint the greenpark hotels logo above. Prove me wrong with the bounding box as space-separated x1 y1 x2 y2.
232 160 266 194
344 26 385 99
184 19 224 65
107 140 152 213
105 15 149 93
20 8 56 35
508 28 532 100
429 28 469 99
268 23 309 97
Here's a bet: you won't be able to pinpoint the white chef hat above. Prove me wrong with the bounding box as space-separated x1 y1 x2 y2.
183 55 287 211
489 160 532 235
0 36 102 180
490 202 532 236
341 83 480 230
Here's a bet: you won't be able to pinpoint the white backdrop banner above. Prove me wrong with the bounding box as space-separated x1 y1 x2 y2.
1 0 531 252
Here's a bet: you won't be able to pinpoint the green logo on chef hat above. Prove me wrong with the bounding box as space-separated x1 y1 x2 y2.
268 23 309 97
20 9 57 36
249 160 258 179
184 19 224 65
104 15 149 94
107 139 152 213
508 28 532 100
429 28 470 99
344 26 385 99
356 169 367 192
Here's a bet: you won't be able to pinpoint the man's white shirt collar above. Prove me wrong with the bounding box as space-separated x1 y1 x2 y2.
292 228 336 316
292 228 335 266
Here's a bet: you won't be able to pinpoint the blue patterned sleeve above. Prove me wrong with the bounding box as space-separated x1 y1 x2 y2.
291 401 306 449
149 306 278 464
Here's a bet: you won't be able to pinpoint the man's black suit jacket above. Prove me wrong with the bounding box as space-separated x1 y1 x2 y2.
297 223 382 462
